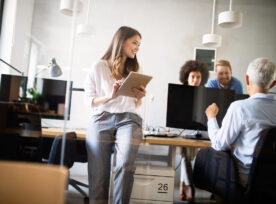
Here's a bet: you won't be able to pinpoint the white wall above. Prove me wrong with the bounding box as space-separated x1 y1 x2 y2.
0 0 34 75
2 0 276 128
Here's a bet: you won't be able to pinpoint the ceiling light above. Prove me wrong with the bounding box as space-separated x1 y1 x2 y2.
77 0 95 36
60 0 83 16
218 0 242 28
202 0 222 47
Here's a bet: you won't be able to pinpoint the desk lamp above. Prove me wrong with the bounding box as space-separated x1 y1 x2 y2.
36 58 62 77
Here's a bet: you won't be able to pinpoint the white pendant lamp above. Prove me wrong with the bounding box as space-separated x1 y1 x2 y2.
60 0 83 16
77 0 95 36
218 0 242 28
202 0 222 47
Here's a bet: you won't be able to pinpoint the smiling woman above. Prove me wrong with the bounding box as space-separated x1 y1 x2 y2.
84 26 147 203
101 26 141 80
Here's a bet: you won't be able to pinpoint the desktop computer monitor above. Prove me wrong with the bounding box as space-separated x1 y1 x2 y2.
0 74 28 102
0 74 73 120
166 83 236 131
34 77 73 120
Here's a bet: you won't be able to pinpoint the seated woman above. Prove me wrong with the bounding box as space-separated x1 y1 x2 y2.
178 60 209 202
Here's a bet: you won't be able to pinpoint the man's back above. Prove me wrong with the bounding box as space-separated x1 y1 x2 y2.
228 93 276 167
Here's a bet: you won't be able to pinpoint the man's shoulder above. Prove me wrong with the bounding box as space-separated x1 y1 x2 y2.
231 76 242 85
206 78 219 87
228 98 249 114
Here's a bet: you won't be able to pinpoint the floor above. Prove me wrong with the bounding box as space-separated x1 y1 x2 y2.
65 163 216 204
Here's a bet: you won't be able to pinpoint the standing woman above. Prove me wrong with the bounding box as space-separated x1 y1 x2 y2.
84 26 146 204
178 60 209 202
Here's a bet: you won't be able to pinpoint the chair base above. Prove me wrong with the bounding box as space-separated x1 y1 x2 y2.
69 178 89 200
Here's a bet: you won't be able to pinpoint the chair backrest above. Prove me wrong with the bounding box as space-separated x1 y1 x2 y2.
48 132 77 168
247 127 276 201
0 161 68 204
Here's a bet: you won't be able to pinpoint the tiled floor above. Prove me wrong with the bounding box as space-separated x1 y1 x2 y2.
65 163 215 204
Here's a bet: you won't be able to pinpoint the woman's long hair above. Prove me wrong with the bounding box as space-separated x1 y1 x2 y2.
101 26 141 79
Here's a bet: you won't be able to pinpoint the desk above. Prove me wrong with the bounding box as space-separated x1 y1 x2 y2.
42 128 211 203
42 128 211 148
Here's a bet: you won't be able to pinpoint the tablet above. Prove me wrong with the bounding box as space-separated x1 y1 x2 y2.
116 72 153 97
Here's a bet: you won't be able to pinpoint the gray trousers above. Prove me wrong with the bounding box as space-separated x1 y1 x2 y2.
86 111 142 204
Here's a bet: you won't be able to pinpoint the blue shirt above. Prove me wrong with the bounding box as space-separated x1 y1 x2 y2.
206 76 243 94
207 93 276 169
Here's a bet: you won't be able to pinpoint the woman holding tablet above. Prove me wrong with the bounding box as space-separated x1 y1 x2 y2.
178 60 209 202
84 26 146 203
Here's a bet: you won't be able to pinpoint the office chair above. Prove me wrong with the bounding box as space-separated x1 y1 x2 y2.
0 102 42 162
0 161 68 204
193 126 276 203
48 132 89 201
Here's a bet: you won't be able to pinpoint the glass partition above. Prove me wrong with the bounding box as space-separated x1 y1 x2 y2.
1 0 276 203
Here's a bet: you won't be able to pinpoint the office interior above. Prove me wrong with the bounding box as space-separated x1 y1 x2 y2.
0 0 276 203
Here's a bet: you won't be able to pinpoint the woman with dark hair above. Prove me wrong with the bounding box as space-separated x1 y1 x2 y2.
178 60 209 202
84 26 146 203
179 60 209 86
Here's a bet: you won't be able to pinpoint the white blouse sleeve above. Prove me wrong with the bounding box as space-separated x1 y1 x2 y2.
84 66 97 108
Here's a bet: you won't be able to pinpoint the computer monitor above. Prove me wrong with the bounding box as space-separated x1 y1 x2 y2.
235 93 249 101
166 83 236 131
0 74 28 102
34 77 73 120
0 74 73 120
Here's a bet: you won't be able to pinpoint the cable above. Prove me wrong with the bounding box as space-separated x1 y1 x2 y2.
175 158 182 171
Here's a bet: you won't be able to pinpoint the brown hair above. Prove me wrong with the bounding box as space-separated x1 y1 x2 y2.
215 60 232 72
179 60 209 86
101 26 141 79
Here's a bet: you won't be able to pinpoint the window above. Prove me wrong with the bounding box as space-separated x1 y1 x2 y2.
194 48 216 72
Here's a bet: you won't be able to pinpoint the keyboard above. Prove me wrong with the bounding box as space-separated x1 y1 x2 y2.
143 131 178 138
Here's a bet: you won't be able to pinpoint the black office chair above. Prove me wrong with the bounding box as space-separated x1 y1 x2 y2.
0 102 42 162
193 127 276 203
48 132 89 201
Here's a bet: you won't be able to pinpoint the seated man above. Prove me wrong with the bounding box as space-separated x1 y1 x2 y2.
205 57 276 188
206 59 243 94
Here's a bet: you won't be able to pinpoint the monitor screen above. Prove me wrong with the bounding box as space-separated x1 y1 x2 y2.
0 74 73 120
166 83 235 131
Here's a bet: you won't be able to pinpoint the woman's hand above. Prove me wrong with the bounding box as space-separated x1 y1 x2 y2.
110 80 123 99
132 85 146 100
92 80 122 107
205 103 219 120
